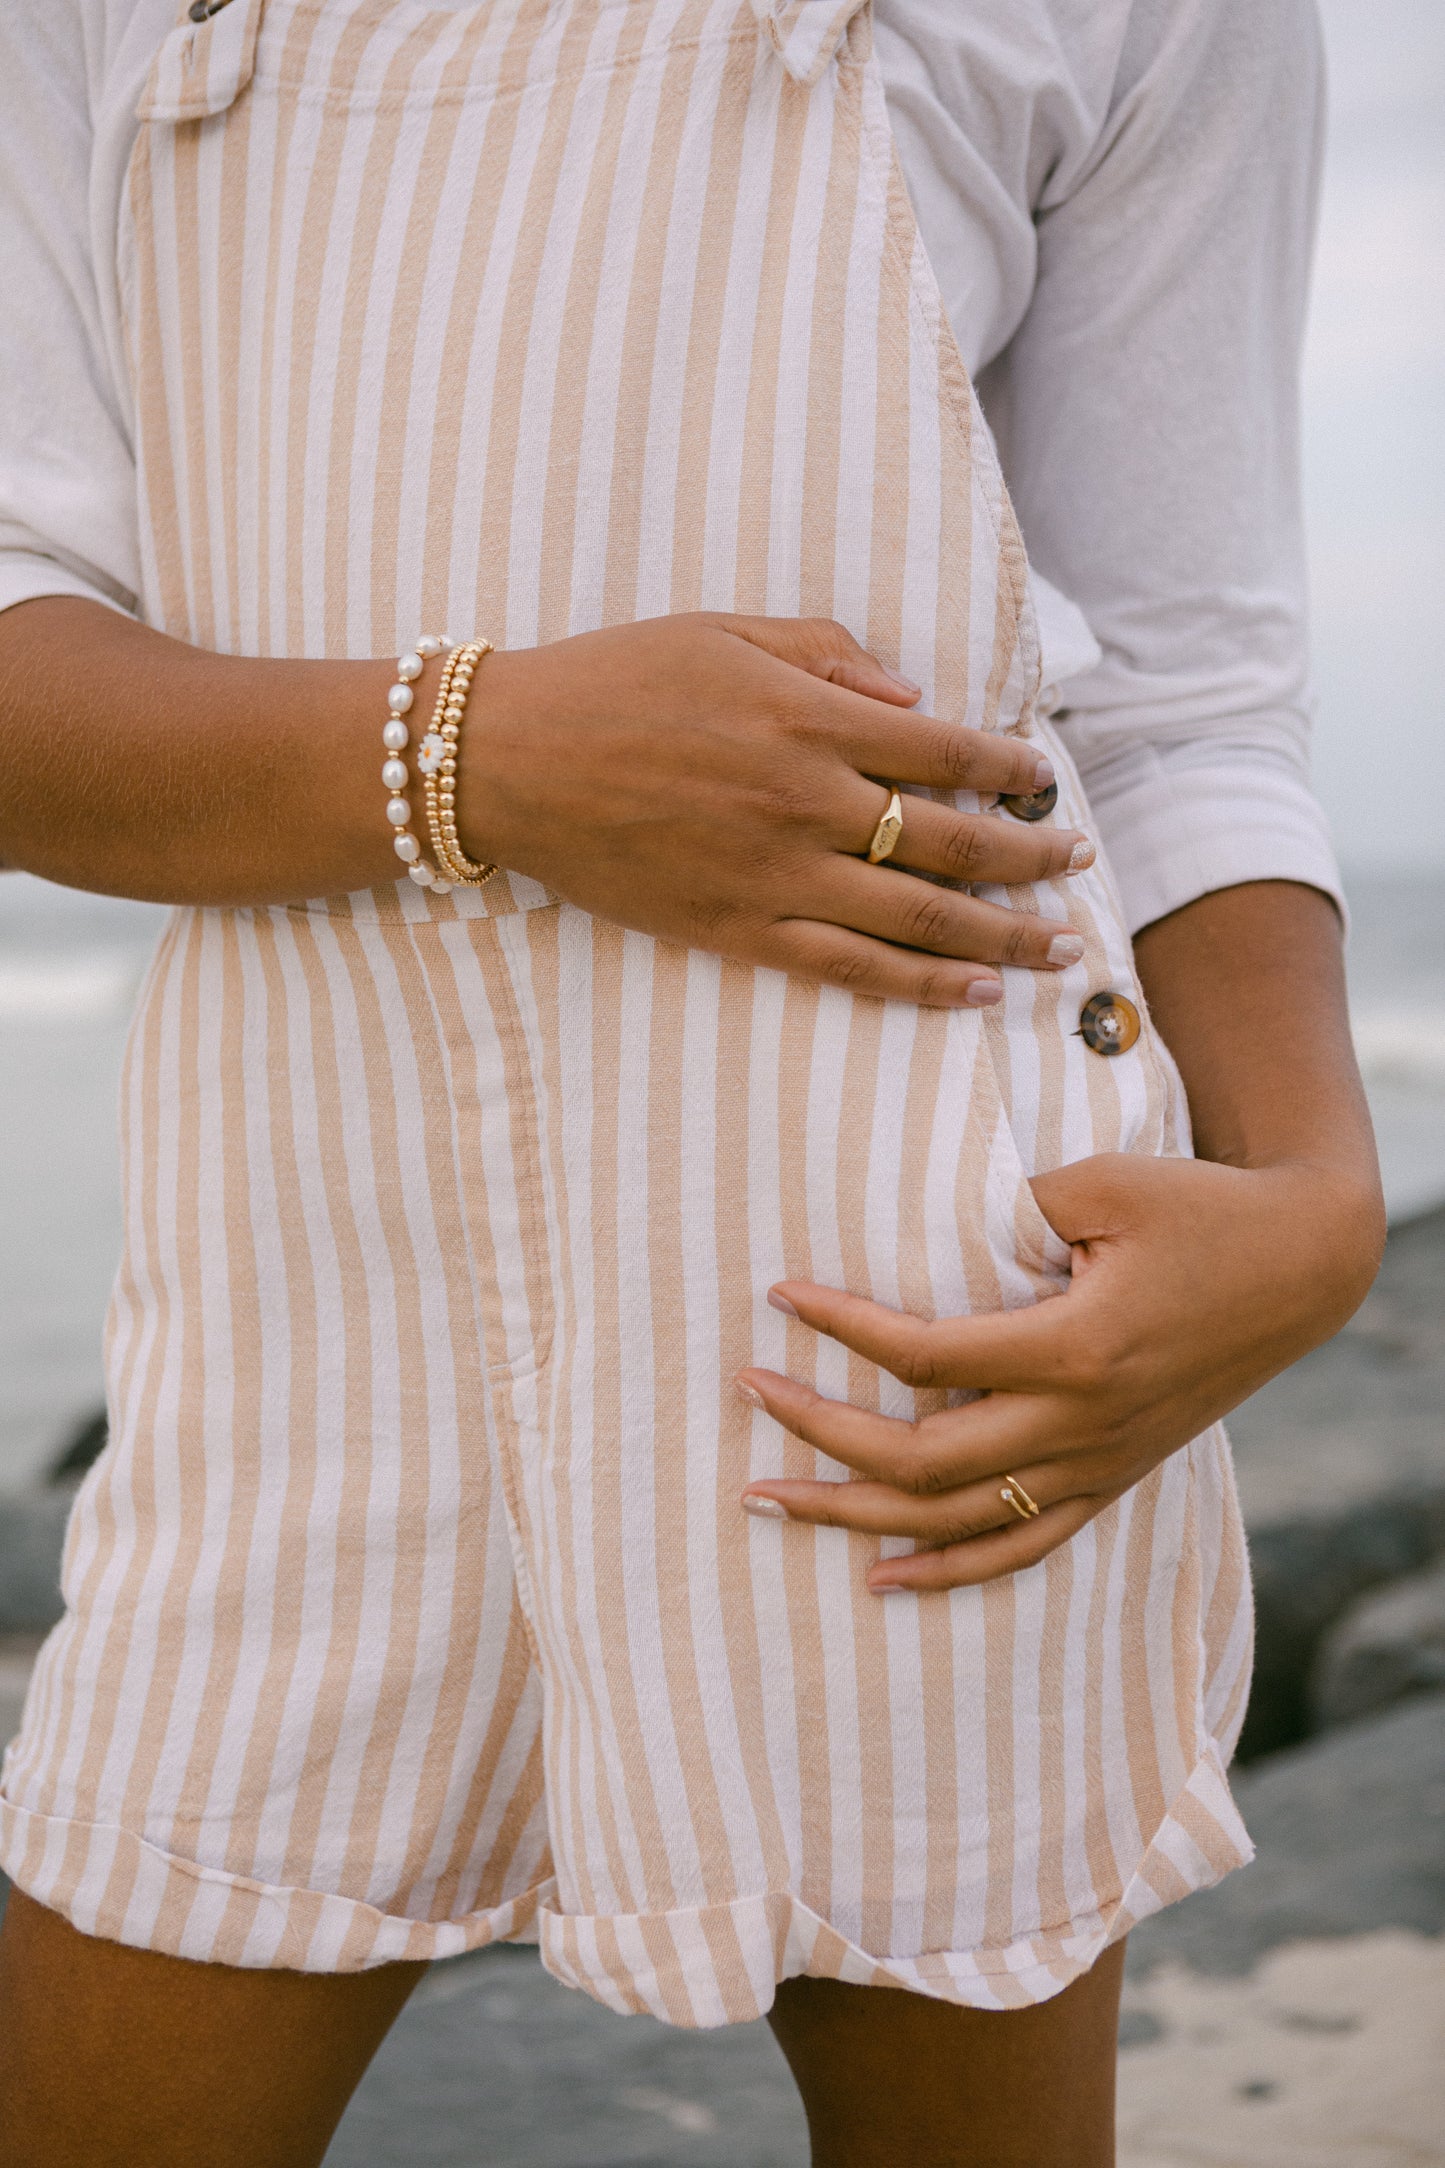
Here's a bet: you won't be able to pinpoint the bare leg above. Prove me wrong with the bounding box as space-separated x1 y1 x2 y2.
767 1941 1126 2168
0 1887 426 2168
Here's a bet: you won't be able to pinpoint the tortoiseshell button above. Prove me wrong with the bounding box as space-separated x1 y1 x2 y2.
999 781 1058 822
1079 990 1141 1056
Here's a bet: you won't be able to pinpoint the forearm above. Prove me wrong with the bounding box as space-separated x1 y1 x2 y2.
1133 879 1385 1287
0 598 1096 1015
0 597 404 904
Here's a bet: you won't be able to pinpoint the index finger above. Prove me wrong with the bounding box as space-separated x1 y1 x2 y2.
768 1279 1078 1393
808 682 1055 801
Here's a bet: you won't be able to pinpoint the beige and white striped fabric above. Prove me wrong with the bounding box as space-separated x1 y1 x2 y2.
0 0 1254 2020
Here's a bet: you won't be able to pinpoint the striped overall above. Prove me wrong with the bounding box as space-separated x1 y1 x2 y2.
0 0 1253 2021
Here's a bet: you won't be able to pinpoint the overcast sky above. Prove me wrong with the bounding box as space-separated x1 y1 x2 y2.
1305 0 1445 874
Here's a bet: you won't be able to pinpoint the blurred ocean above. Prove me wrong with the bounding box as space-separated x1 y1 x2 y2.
0 0 1441 1495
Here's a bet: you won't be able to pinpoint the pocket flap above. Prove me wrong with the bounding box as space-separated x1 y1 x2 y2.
136 0 264 123
749 0 870 85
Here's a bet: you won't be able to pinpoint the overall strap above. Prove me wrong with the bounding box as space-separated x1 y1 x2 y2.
136 0 265 122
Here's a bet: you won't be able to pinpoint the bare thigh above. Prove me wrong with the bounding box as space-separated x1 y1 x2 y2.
0 1888 425 2168
767 1942 1127 2168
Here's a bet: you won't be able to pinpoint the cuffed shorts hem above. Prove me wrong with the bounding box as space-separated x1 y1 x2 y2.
541 1742 1253 2025
0 1793 551 1972
2 1744 1250 2024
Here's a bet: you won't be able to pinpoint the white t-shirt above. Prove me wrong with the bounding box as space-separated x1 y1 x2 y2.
0 0 1341 933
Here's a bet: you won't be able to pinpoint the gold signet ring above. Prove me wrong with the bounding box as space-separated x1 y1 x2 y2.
866 789 904 865
1000 1476 1041 1521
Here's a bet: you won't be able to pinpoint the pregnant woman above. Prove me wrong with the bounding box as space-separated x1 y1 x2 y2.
0 0 1382 2161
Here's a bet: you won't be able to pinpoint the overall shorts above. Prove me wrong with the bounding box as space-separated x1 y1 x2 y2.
0 0 1253 2022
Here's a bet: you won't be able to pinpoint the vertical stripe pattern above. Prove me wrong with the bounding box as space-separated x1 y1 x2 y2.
0 0 1252 2019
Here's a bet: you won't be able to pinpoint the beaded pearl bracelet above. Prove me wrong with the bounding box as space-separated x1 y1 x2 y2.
381 634 454 893
418 640 499 888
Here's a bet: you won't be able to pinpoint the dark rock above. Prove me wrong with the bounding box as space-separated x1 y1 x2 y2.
1226 1198 1445 1759
1226 1199 1445 1528
1312 1556 1445 1728
1127 1693 1445 1981
1239 1486 1445 1759
0 1491 70 1632
47 1406 108 1486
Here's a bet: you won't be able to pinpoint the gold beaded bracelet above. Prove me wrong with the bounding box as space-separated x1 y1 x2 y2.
416 638 499 887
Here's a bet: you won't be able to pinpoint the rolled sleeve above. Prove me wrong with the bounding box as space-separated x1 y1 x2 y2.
1073 724 1345 934
980 0 1343 933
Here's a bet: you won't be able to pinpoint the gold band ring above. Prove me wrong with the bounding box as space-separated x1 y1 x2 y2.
866 789 904 865
1000 1476 1041 1522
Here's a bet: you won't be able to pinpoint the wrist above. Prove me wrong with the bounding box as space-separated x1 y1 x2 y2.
452 643 533 873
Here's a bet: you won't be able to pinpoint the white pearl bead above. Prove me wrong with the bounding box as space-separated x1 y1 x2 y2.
381 758 409 792
408 862 435 886
382 718 409 752
430 876 454 894
386 796 411 827
387 683 414 715
395 651 424 682
415 634 443 658
393 833 420 863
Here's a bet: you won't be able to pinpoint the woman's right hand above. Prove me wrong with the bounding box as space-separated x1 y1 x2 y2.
0 600 1091 992
465 613 1094 1008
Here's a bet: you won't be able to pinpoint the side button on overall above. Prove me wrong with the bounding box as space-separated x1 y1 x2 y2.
999 781 1059 822
1079 990 1141 1055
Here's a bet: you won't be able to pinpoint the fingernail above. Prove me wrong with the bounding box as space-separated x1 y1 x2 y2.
882 663 922 695
743 1495 789 1520
735 1379 765 1408
767 1289 798 1317
1033 756 1056 790
869 1578 905 1595
1046 934 1085 967
1068 838 1095 871
964 978 1004 1007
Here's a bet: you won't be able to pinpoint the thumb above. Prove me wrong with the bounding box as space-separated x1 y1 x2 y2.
1028 1153 1154 1249
720 613 922 707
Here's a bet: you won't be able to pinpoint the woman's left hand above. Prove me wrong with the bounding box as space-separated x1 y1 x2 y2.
737 1151 1382 1592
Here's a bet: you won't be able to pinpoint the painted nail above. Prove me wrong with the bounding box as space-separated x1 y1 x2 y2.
1033 756 1056 791
1068 838 1096 871
1046 934 1085 967
882 663 922 695
964 978 1004 1007
743 1495 789 1520
767 1289 799 1317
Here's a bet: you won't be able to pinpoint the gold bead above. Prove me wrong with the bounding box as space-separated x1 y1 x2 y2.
413 638 498 887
